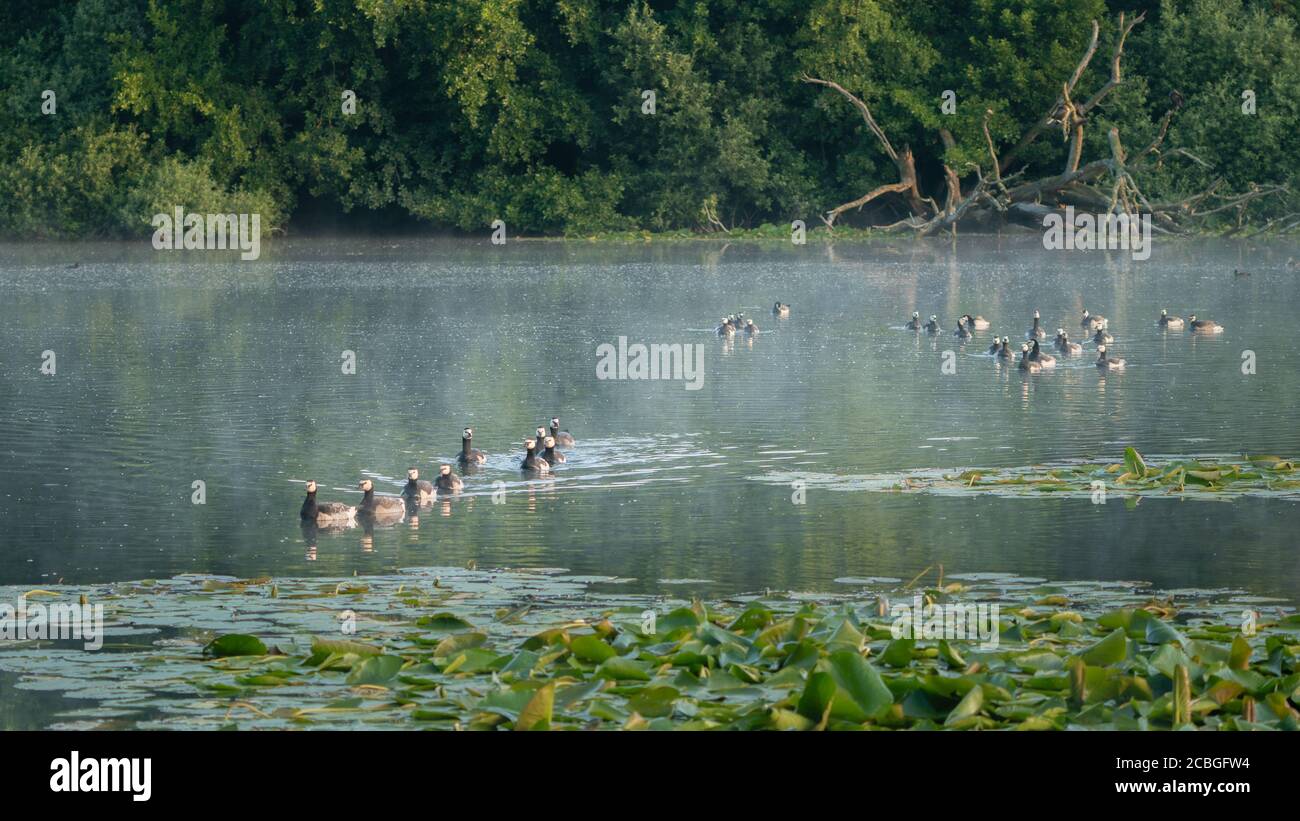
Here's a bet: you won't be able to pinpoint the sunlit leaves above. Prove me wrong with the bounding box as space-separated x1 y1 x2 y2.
345 654 404 685
5 570 1296 731
204 634 266 657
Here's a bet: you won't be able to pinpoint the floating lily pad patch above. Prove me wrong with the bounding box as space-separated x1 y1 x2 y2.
761 449 1300 502
0 568 1295 730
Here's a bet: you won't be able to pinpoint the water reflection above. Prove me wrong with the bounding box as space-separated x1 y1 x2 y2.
1 236 1298 599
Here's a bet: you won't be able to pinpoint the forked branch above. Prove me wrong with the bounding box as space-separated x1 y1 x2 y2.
802 74 932 225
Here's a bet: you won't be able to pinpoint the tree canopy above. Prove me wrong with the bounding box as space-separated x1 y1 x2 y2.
2 0 1297 238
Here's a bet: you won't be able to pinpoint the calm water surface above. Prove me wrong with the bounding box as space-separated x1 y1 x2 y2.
2 237 1298 599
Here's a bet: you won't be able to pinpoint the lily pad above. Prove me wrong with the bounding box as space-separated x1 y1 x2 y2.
204 634 266 658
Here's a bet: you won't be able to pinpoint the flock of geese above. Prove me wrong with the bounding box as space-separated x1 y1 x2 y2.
904 306 1224 372
304 303 799 527
714 302 792 336
298 298 1228 527
299 418 576 526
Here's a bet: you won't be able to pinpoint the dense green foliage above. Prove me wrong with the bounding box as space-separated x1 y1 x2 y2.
2 0 1297 238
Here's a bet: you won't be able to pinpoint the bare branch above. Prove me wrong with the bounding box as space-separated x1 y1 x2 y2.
801 74 897 162
822 180 914 227
1078 11 1146 118
1192 184 1289 217
1000 13 1144 174
1168 148 1213 169
1131 109 1176 165
918 174 990 237
981 109 1006 194
999 20 1099 172
701 200 731 233
798 12 1286 237
1149 179 1225 213
803 75 932 222
1006 157 1115 203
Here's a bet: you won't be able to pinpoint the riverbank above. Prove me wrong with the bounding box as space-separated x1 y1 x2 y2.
4 228 1298 268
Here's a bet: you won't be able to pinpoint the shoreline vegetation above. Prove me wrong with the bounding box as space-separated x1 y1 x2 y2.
3 1 1298 241
1 568 1296 730
6 223 1299 249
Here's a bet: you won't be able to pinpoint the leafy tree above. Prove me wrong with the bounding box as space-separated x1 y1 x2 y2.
0 0 1295 237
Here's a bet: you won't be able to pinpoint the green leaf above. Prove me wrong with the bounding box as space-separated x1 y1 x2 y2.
1015 650 1065 672
515 683 554 730
442 647 501 674
594 657 651 681
417 612 476 631
1229 635 1252 671
555 679 606 710
434 631 487 657
771 708 814 731
938 640 966 669
1078 628 1128 666
569 635 617 663
1149 644 1191 679
827 651 894 718
880 638 915 667
657 607 701 635
310 637 382 657
204 634 266 657
797 671 837 724
727 604 773 632
501 649 541 676
825 619 867 653
1124 447 1148 478
1097 608 1135 630
478 687 535 721
1144 618 1185 646
345 654 403 685
944 685 984 727
627 685 679 718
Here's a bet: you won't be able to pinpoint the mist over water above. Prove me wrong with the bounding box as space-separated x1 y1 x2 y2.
1 236 1297 599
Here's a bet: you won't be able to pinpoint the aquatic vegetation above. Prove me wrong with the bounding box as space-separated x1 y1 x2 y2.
1 568 1296 730
763 450 1300 502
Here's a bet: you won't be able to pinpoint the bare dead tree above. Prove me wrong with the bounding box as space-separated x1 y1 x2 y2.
1001 13 1143 174
801 11 1287 236
800 74 932 227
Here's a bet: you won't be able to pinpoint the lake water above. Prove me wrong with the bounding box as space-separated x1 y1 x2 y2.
2 236 1298 600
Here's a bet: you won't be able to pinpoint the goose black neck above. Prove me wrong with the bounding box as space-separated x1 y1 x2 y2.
462 438 471 455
